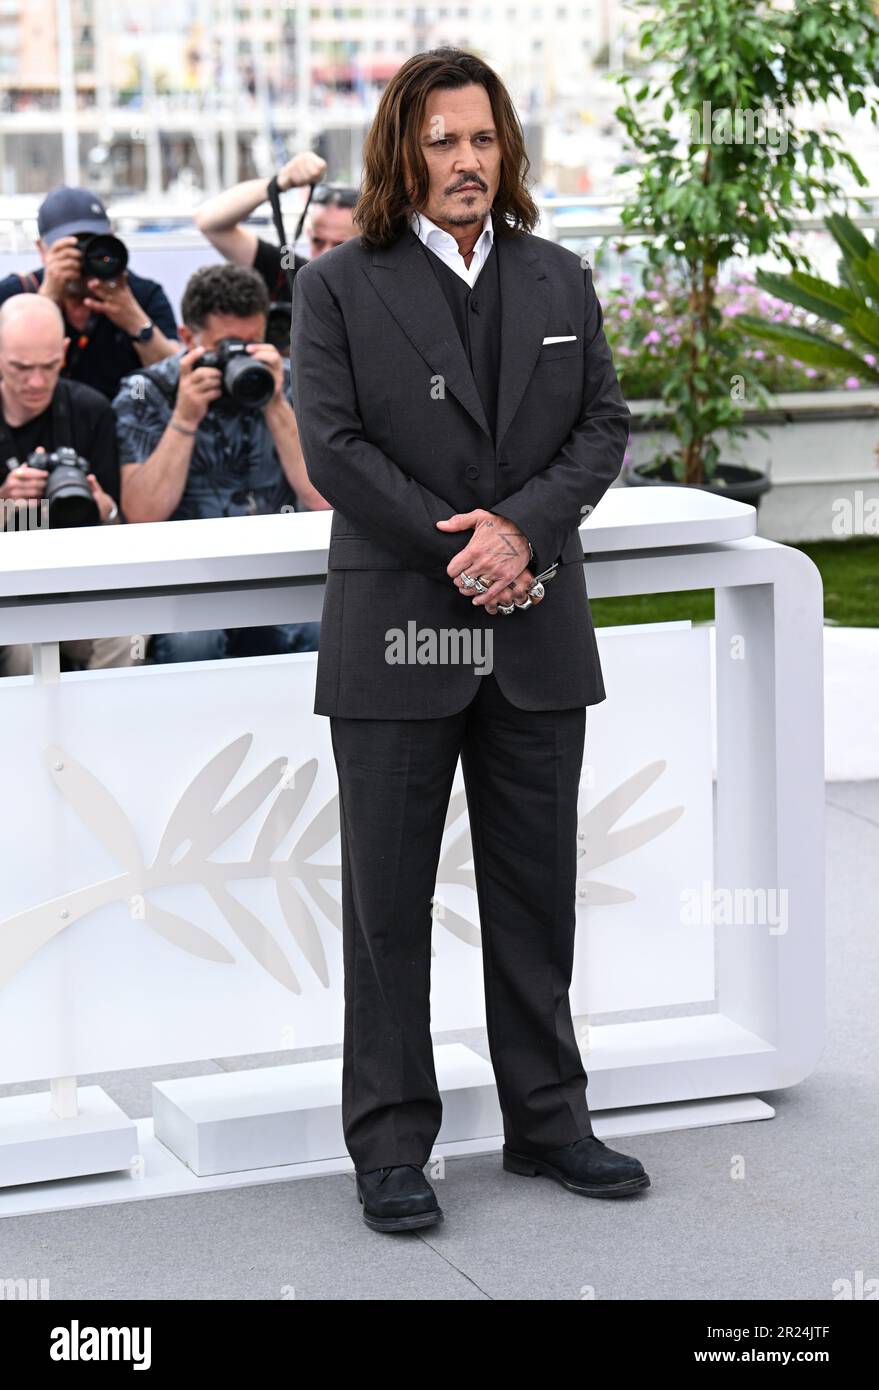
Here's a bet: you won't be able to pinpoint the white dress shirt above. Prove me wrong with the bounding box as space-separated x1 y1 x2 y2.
409 208 494 288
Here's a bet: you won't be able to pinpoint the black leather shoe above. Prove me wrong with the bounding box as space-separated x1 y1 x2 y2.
355 1163 443 1232
503 1135 650 1198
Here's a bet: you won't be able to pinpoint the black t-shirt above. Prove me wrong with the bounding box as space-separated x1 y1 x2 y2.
0 377 120 515
0 266 177 402
252 238 307 303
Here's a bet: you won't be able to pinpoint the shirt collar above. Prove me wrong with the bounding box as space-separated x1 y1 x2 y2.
409 207 494 255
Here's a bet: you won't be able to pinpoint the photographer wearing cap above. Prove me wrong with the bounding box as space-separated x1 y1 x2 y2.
0 294 140 679
113 262 329 665
0 186 179 402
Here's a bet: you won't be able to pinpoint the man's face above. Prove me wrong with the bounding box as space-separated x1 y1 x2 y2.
180 311 267 351
306 205 357 258
0 315 68 416
407 82 501 234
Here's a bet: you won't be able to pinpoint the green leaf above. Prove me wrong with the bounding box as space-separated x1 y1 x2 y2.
754 268 859 324
733 315 879 378
844 306 879 352
825 211 873 264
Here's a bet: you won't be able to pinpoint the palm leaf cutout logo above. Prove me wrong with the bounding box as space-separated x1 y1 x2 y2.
0 735 340 995
0 740 682 994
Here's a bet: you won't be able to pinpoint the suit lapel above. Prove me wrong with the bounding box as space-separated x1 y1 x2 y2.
362 221 552 452
494 230 551 451
364 229 492 440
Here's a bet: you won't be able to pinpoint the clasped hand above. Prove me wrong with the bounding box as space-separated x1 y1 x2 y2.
436 509 541 615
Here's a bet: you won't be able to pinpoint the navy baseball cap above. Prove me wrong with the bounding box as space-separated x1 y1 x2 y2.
37 186 111 245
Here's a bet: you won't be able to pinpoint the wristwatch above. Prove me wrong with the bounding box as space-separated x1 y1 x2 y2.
129 321 155 344
103 500 119 523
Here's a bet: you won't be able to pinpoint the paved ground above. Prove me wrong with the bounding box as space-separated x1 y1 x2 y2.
1 779 876 1301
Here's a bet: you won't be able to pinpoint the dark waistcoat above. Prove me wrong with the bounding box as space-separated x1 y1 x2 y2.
419 238 502 441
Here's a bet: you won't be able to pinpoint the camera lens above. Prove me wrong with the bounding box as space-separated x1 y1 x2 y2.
41 457 100 528
223 353 275 408
78 232 128 281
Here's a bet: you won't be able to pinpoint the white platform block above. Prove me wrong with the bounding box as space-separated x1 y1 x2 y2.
153 1043 503 1177
0 1086 139 1188
0 1094 776 1221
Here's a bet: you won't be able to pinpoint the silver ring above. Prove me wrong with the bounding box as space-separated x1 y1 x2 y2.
473 577 490 594
514 597 533 610
527 580 545 601
498 602 516 615
461 573 477 590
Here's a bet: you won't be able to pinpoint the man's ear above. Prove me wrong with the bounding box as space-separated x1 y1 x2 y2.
178 324 194 349
36 239 47 264
62 335 70 365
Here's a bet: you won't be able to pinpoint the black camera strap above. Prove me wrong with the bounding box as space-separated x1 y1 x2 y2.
51 384 76 450
266 175 314 295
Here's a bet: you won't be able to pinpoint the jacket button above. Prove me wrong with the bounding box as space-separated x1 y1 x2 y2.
465 465 479 478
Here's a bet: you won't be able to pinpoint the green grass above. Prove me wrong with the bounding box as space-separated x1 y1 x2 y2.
797 537 879 627
588 536 879 629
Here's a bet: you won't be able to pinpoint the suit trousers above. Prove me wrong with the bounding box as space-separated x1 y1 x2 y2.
329 668 594 1173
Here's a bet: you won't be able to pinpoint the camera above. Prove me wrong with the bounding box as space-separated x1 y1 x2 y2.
73 231 129 281
266 302 292 356
200 337 275 409
7 447 100 527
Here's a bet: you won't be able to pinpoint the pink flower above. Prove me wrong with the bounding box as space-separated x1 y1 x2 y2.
844 376 860 389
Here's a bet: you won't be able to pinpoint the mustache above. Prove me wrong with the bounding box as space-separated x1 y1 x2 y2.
448 177 487 192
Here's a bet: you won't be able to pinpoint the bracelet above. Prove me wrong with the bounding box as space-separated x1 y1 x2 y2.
169 418 197 437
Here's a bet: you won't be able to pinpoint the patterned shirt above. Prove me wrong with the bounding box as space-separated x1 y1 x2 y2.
112 349 299 521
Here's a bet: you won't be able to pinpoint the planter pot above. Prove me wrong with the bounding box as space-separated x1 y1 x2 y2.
625 459 773 509
623 389 879 540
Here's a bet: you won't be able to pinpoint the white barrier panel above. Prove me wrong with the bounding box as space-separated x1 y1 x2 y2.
0 625 712 1086
0 494 826 1201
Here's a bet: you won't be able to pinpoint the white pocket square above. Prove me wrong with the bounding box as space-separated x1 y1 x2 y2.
542 335 577 345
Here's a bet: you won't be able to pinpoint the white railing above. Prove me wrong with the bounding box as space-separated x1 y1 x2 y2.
0 490 825 1197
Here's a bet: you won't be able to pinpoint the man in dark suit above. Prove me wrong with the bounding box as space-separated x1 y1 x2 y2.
291 46 650 1233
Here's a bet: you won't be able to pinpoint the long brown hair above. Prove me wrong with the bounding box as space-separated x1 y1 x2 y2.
354 47 539 249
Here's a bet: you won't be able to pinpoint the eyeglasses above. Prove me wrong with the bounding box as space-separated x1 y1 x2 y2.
309 184 359 209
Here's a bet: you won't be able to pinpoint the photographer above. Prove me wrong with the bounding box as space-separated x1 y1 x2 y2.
113 263 329 665
0 186 179 402
0 294 140 678
193 152 359 304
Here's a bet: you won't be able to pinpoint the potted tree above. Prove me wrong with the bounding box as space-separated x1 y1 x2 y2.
611 0 879 505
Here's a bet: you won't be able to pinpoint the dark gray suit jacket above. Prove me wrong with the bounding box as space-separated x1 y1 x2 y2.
289 221 631 719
